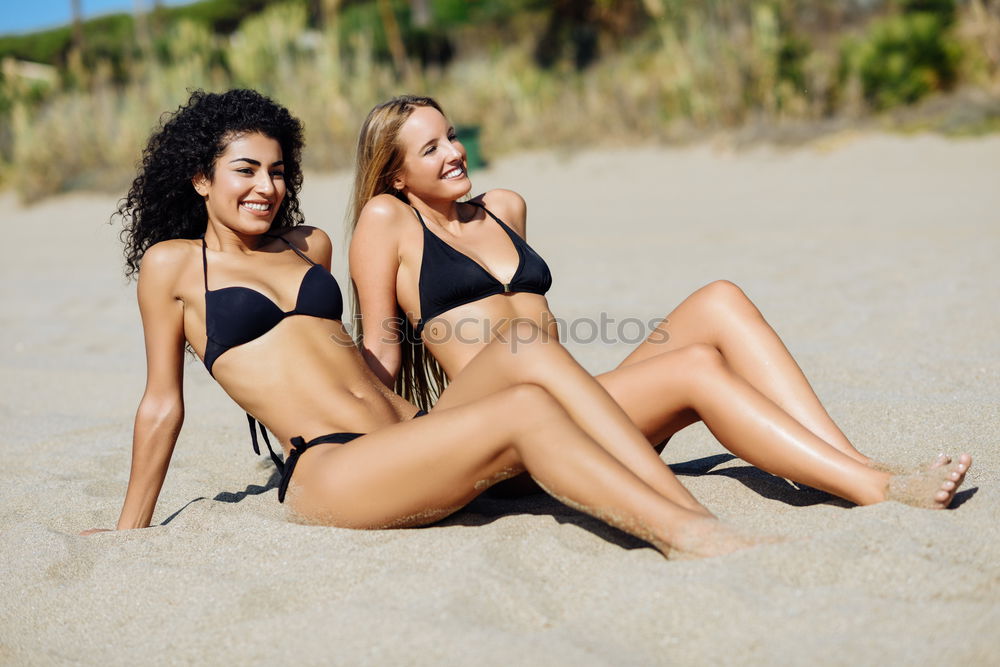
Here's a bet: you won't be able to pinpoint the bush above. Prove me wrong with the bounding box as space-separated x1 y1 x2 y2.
844 1 962 110
0 27 74 66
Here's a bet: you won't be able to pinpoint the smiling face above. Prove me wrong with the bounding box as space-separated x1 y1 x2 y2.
193 132 286 236
392 105 471 203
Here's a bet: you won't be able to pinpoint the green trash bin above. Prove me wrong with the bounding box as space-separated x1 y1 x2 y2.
456 125 486 171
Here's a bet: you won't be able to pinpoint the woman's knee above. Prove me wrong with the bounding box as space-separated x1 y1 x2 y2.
494 384 580 451
502 383 563 423
697 279 751 308
696 280 749 303
498 383 577 462
675 343 727 373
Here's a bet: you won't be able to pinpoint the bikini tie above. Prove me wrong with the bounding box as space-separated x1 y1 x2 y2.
277 436 308 503
247 414 285 473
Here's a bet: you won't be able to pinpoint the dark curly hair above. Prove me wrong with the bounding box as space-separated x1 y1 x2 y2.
116 89 305 279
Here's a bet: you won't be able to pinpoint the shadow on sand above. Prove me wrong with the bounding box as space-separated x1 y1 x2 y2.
160 456 977 542
673 453 852 508
441 453 854 550
159 469 281 526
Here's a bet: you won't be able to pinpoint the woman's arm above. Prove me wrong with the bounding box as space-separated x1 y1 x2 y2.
350 197 406 387
111 243 188 530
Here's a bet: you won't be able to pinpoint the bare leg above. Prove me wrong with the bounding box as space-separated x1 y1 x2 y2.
598 343 968 507
597 354 953 484
435 321 709 515
432 327 967 508
287 385 762 558
614 280 869 462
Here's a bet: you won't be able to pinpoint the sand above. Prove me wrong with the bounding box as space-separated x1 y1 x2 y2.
1 133 998 664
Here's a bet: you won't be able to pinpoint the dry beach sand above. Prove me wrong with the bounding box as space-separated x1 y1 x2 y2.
1 133 998 664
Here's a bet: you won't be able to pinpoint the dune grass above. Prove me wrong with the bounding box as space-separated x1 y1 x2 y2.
1 0 998 202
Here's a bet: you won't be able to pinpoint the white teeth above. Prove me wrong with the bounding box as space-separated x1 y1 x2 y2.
443 168 464 179
242 202 270 211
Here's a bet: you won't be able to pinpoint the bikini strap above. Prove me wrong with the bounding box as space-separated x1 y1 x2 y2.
413 202 504 229
200 235 209 291
466 200 523 249
247 413 285 473
410 206 429 229
465 200 507 227
267 233 317 266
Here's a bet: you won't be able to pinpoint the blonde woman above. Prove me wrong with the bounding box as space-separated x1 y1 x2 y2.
348 95 970 509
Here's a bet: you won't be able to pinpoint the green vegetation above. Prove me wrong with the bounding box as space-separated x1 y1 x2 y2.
0 0 275 61
1 0 998 202
842 0 963 109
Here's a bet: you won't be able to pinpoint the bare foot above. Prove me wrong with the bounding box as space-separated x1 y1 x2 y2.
885 454 972 509
869 453 951 475
666 518 781 560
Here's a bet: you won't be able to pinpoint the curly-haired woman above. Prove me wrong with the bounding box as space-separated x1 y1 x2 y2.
347 95 971 509
83 88 774 559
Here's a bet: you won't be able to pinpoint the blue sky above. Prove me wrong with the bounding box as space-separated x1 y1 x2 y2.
1 1 197 35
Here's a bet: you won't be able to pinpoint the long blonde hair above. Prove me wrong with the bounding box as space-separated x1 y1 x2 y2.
348 95 448 411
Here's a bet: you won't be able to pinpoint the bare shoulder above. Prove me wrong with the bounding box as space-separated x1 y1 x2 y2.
481 188 526 210
480 189 527 235
139 239 196 281
135 239 198 305
355 194 415 247
282 225 333 264
358 194 412 231
284 224 330 245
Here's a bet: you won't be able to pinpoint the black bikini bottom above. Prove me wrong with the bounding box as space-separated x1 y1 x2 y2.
278 409 428 503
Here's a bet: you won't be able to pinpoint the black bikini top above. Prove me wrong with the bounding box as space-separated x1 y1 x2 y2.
413 201 552 336
201 234 344 376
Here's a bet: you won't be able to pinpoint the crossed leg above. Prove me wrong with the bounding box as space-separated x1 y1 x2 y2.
599 280 866 458
434 320 709 514
600 280 964 477
429 320 968 509
285 384 760 559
